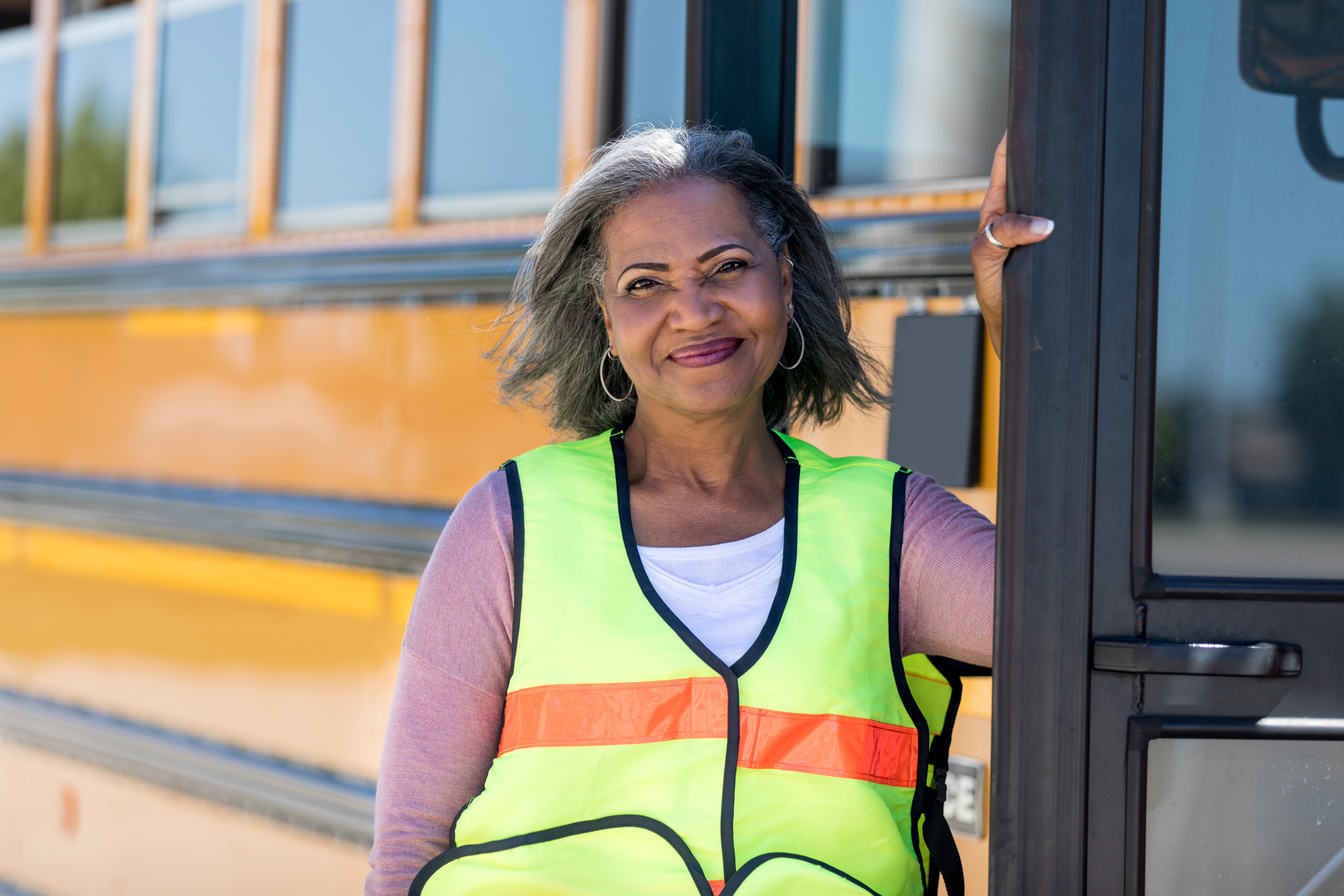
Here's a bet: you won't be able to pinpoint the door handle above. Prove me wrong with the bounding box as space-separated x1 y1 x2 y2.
1092 638 1302 677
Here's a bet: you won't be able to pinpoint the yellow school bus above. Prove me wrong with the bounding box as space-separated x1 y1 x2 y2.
0 1 1008 893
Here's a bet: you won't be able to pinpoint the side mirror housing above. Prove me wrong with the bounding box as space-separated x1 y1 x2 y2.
1240 0 1344 180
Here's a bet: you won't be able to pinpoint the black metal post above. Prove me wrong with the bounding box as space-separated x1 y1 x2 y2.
685 0 797 177
990 0 1111 892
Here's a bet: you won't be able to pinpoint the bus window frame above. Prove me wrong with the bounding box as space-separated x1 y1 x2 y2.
142 0 257 245
0 25 35 251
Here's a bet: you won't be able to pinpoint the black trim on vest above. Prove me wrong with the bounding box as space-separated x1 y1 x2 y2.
609 431 801 879
445 793 475 851
502 459 525 680
923 656 966 896
409 814 715 896
888 468 933 894
730 432 799 677
609 431 800 677
720 852 884 896
611 432 753 878
610 433 733 672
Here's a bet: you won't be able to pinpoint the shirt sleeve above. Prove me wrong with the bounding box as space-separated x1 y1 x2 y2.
364 470 514 896
898 472 995 667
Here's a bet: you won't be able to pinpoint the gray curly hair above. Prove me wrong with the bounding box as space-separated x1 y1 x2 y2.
489 126 888 436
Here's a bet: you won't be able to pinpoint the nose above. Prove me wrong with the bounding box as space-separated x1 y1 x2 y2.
668 278 724 330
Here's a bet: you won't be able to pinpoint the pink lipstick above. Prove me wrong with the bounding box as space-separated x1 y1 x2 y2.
669 338 742 367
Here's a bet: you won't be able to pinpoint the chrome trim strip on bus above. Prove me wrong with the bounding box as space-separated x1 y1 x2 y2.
0 471 448 575
0 687 376 847
0 212 979 312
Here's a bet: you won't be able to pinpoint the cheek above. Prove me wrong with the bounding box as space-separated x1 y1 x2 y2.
607 306 660 352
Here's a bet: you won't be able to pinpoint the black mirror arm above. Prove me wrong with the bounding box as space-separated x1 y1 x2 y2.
1296 94 1344 182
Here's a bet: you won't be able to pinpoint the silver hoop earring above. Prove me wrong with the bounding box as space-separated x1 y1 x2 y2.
599 346 634 402
778 318 805 370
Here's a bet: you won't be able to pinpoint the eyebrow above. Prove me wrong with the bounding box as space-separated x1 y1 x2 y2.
618 261 669 279
617 244 753 280
697 243 751 263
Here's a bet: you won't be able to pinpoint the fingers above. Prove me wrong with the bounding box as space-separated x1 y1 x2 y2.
974 213 1055 255
979 133 1009 230
976 134 1055 256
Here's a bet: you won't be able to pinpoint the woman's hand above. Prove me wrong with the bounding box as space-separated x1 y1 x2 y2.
972 133 1054 359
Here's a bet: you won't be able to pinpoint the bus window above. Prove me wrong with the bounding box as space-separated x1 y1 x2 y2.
419 0 564 220
620 0 687 133
798 0 1009 192
1145 738 1344 894
153 0 249 237
62 0 133 15
276 0 394 231
1153 0 1344 579
0 25 31 248
51 2 135 245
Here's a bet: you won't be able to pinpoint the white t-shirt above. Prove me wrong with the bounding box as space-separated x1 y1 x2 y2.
636 519 784 666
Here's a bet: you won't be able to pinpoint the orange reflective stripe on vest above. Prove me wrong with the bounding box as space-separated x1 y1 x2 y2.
499 676 920 788
498 677 729 753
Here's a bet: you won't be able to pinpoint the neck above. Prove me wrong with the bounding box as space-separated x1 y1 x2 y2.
621 404 781 491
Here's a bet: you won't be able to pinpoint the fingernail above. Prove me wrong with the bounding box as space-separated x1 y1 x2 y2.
1031 218 1055 236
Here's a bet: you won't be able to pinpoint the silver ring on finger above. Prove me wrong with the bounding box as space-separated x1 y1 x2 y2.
984 220 1008 250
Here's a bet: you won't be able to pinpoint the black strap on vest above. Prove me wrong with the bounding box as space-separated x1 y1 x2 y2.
891 470 966 896
923 657 966 896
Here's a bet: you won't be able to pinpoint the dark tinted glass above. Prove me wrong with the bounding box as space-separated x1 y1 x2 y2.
1153 0 1344 578
421 0 563 218
1146 738 1344 895
154 0 247 234
800 0 1009 191
278 0 394 228
622 0 685 131
53 8 135 229
0 32 31 234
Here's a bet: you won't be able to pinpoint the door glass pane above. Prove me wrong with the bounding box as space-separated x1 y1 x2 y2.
277 0 394 230
0 29 32 244
1146 738 1344 895
154 0 248 236
622 0 686 132
1153 0 1344 579
52 6 135 242
420 0 563 220
799 0 1009 192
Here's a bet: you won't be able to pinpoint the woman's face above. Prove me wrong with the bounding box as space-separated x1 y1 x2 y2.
598 177 792 426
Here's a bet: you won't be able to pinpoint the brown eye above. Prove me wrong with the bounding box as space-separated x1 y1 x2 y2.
624 277 659 294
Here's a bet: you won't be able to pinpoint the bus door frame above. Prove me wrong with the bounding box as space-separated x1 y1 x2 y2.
994 0 1344 892
989 0 1148 892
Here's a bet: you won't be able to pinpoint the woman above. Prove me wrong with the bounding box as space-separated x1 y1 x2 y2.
367 128 1049 896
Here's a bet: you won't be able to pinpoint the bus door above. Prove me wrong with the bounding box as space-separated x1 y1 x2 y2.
991 1 1344 893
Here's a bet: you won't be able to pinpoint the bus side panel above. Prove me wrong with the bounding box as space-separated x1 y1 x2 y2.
0 303 551 504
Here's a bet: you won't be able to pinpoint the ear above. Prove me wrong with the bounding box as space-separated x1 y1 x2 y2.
594 286 615 345
779 249 795 312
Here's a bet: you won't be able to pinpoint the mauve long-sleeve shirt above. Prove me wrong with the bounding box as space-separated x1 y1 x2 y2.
365 467 995 895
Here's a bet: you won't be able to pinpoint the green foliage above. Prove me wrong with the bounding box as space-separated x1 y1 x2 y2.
1280 285 1344 513
54 90 127 222
0 124 24 228
1152 395 1192 513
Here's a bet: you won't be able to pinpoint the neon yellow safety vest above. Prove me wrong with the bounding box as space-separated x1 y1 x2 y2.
411 430 962 896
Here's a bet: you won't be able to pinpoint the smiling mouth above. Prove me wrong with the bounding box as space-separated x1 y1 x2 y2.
669 338 743 367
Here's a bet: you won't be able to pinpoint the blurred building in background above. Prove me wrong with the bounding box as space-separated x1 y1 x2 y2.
0 1 1009 893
